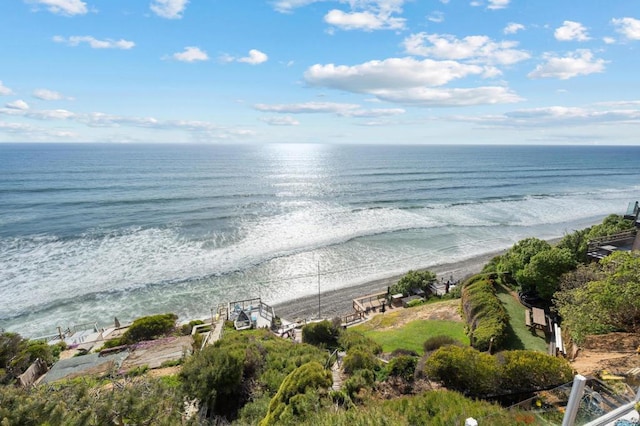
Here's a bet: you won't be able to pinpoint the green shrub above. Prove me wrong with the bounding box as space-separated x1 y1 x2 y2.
424 345 499 397
423 335 462 352
124 364 149 377
390 269 436 297
342 348 378 374
338 330 382 354
180 319 205 335
498 350 574 393
344 369 374 401
386 355 418 382
100 337 124 349
160 359 182 368
121 313 177 344
406 298 424 308
260 361 332 426
461 275 508 351
302 320 340 348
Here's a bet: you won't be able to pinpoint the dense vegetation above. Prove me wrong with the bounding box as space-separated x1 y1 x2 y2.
0 331 64 385
554 251 640 343
1 212 636 425
423 345 573 398
389 269 436 296
461 275 509 352
0 376 188 425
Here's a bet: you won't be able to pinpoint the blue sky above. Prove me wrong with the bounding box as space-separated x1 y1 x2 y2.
0 0 639 144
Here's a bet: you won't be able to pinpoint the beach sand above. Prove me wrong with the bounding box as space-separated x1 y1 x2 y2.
272 248 506 322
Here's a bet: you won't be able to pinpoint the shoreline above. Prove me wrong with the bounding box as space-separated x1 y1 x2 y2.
273 237 562 322
272 247 503 322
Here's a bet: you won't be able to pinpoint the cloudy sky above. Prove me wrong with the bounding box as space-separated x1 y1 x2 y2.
1 0 639 144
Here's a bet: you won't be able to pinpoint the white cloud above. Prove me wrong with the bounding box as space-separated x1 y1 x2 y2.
53 35 135 49
222 49 268 65
371 86 522 106
554 21 590 42
304 57 522 106
487 0 509 10
272 0 324 13
446 104 640 129
403 33 530 65
305 57 485 91
26 0 87 16
324 9 405 31
275 0 407 31
238 49 268 65
33 88 66 100
612 17 640 40
0 107 75 120
150 0 189 19
254 101 406 118
0 121 77 140
603 37 616 44
504 22 524 34
261 116 300 126
528 49 606 80
172 46 209 62
255 101 360 114
0 81 13 96
5 100 30 110
340 108 405 117
427 11 444 23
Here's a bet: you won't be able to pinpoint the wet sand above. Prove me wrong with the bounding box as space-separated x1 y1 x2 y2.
272 248 506 322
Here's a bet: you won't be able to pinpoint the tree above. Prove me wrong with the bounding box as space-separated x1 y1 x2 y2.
516 247 576 300
554 251 640 343
497 238 551 279
390 270 436 296
586 214 634 241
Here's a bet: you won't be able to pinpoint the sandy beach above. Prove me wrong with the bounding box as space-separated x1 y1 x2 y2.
272 247 506 322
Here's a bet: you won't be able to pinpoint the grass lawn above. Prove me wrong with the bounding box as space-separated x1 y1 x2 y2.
495 283 548 352
352 316 469 355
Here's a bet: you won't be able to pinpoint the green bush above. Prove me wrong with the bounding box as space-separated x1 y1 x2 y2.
344 369 374 401
302 320 340 348
424 346 574 398
100 337 124 349
121 313 178 344
390 269 436 297
423 335 462 352
424 345 499 397
461 275 509 351
342 348 378 374
406 298 424 308
180 319 205 335
497 350 573 393
338 330 382 355
385 355 418 382
260 361 332 426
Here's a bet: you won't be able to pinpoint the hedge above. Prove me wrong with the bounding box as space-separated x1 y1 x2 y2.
461 275 509 351
424 346 574 398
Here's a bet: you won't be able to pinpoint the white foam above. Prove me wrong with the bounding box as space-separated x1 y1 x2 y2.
1 185 638 336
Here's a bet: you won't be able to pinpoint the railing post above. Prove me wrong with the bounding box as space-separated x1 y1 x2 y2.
562 374 587 426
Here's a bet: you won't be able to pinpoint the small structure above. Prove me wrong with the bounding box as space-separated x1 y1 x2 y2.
234 310 252 330
353 291 387 314
401 295 422 308
223 297 276 331
587 229 638 261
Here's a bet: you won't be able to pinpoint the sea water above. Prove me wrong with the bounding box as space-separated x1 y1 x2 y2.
1 143 639 337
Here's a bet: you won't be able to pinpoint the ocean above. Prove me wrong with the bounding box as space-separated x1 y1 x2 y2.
1 143 639 337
